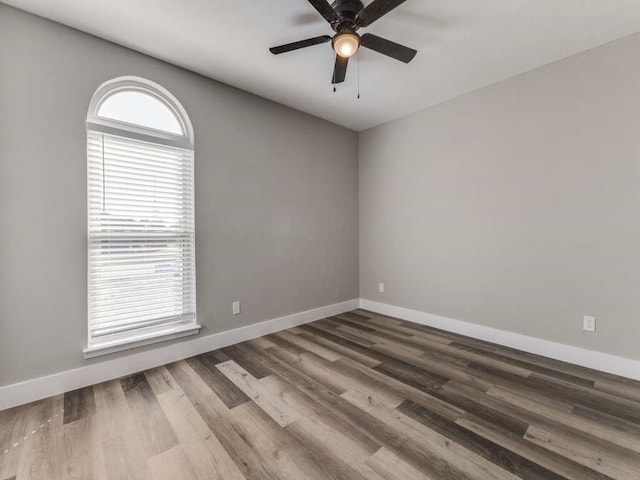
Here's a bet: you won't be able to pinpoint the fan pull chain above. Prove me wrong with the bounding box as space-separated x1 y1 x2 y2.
357 51 360 99
332 45 337 93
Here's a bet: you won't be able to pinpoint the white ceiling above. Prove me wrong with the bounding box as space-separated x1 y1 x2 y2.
5 0 640 131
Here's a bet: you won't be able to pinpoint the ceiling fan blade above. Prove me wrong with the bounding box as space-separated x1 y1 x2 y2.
307 0 339 24
356 0 406 27
360 33 417 63
270 35 332 55
332 55 349 84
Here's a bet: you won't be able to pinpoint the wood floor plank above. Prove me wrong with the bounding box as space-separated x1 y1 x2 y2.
487 385 640 453
17 396 64 480
186 356 250 409
449 342 596 387
14 400 50 480
285 418 386 480
165 360 278 480
216 360 300 427
63 386 96 425
340 311 373 322
3 310 639 480
457 416 615 480
102 435 153 480
241 345 384 455
143 367 175 396
94 380 154 480
147 445 199 480
571 404 640 444
0 403 31 479
447 379 640 463
336 357 465 421
259 375 383 462
372 341 495 391
398 399 567 480
229 401 346 480
62 416 107 480
330 315 379 333
155 387 246 480
250 336 278 349
468 363 640 425
312 320 378 347
365 447 434 480
120 373 179 457
342 389 522 480
296 328 382 367
338 323 428 357
273 330 343 362
265 342 404 407
524 424 640 479
594 379 640 404
221 344 273 379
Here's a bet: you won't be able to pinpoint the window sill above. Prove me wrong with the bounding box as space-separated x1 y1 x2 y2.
83 323 201 359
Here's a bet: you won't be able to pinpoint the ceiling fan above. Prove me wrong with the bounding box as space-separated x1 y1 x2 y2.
270 0 417 84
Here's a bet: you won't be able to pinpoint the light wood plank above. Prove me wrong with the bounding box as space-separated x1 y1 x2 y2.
156 387 246 480
216 360 300 427
366 447 434 480
148 445 199 480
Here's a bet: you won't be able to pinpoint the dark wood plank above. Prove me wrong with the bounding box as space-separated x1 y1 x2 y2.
313 320 378 347
339 311 372 321
450 342 596 387
458 415 616 480
428 385 531 436
220 344 272 379
398 399 567 480
63 386 96 424
200 349 232 365
571 404 640 440
186 356 250 409
330 315 379 333
469 363 640 425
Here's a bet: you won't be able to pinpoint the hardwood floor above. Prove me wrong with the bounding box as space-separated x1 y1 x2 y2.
1 310 639 479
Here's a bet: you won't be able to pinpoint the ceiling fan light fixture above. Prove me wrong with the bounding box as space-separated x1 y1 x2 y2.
333 32 360 58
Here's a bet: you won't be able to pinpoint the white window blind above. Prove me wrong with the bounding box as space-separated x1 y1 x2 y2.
87 130 196 346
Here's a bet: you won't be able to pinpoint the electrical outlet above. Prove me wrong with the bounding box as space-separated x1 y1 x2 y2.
232 301 241 315
378 283 385 293
583 315 596 332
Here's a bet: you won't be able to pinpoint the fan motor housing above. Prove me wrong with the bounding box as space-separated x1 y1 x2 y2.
330 0 364 32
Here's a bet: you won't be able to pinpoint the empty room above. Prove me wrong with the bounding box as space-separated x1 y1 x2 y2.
1 0 640 479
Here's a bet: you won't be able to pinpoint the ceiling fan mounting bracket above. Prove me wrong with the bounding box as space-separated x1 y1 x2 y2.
330 0 364 32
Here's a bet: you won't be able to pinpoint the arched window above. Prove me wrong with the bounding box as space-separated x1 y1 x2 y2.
85 76 198 356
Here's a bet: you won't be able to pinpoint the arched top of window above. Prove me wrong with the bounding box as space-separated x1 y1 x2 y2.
87 76 193 149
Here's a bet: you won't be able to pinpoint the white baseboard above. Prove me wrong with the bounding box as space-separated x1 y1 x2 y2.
0 299 359 410
360 299 640 381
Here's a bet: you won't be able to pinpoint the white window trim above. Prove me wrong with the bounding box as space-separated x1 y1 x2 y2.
85 76 199 358
87 76 194 148
83 323 201 358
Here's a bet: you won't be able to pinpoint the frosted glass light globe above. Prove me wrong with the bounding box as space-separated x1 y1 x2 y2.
333 33 360 58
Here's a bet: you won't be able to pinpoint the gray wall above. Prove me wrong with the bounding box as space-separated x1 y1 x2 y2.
360 32 640 361
0 4 359 387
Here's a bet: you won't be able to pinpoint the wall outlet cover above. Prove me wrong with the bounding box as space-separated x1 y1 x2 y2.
583 315 596 332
